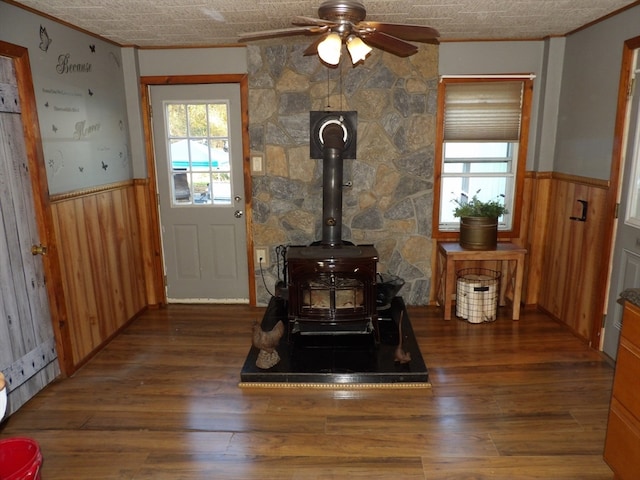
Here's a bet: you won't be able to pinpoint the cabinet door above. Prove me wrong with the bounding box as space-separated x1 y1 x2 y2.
604 399 640 479
604 302 640 479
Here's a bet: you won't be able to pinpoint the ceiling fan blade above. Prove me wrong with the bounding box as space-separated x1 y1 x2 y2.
302 34 329 56
292 16 337 27
359 22 440 44
238 26 325 42
361 31 418 57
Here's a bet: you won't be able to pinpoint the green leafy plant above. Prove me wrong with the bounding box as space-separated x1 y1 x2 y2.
452 190 508 218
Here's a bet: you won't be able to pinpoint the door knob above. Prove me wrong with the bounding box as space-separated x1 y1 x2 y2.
234 210 244 218
31 244 48 256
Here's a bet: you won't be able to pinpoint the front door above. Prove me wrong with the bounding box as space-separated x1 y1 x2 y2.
604 48 640 359
150 83 248 302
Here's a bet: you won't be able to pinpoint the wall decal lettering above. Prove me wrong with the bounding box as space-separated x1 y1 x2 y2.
56 54 92 74
73 120 100 140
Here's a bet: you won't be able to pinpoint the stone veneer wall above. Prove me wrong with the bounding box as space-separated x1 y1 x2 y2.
247 42 438 306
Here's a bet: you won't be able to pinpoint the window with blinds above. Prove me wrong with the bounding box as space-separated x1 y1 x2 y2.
434 77 533 234
443 81 524 141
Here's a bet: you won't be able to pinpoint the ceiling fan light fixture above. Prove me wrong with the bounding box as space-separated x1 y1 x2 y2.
346 35 372 64
317 32 342 65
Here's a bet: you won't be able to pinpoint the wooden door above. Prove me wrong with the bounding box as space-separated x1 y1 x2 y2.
0 51 59 416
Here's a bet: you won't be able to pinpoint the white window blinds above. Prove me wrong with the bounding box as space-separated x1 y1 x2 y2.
443 81 524 142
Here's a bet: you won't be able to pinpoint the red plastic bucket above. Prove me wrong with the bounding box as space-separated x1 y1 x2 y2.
0 438 42 479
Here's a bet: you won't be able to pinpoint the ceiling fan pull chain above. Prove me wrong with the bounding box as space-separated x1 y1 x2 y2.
340 61 344 111
326 67 331 109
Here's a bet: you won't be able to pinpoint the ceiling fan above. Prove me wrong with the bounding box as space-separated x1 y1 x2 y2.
238 0 439 65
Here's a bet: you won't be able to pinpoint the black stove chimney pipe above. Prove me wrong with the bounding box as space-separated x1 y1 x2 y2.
321 122 346 246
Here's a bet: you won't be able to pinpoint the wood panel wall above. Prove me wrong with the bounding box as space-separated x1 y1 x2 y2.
431 171 610 348
50 181 149 369
134 178 165 307
537 174 609 343
520 172 552 306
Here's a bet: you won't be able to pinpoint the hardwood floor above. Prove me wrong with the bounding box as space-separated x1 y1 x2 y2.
0 304 616 479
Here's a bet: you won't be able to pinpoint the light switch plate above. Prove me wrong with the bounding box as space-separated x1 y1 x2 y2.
251 154 264 174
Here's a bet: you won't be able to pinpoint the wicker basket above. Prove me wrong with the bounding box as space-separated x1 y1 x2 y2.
456 268 501 323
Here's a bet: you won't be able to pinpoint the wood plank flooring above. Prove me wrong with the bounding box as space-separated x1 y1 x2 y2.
0 304 616 479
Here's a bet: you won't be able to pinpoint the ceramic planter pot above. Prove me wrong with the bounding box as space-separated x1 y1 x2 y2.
459 216 498 250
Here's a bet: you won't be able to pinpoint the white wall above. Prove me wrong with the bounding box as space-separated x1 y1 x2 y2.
125 46 248 177
0 1 132 194
534 37 566 173
137 47 247 77
555 4 640 180
438 40 549 171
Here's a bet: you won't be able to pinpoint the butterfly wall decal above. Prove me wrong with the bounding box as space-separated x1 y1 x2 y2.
39 25 52 52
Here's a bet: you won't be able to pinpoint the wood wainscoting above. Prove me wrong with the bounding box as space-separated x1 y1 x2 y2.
50 180 154 372
431 171 611 348
536 172 609 344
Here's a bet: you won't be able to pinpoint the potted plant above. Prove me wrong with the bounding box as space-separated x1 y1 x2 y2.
452 190 508 250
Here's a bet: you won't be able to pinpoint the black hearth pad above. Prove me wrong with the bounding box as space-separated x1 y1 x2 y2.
239 296 429 386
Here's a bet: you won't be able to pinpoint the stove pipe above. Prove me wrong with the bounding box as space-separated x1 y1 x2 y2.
320 122 346 246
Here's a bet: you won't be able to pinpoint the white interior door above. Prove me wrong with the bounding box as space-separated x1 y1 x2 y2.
604 50 640 359
150 83 248 302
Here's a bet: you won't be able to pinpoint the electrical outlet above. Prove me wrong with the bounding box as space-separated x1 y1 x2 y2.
255 247 268 267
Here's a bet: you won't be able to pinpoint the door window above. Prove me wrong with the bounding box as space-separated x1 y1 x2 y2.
165 102 231 206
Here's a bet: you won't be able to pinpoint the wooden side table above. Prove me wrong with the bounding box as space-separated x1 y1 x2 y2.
436 242 527 320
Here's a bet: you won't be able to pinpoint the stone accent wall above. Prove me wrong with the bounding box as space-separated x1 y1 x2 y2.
247 42 438 305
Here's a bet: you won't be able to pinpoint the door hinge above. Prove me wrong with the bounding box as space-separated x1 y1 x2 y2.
163 275 167 287
615 202 620 219
629 77 636 97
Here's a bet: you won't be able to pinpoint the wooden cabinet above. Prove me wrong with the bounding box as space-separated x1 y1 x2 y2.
604 301 640 479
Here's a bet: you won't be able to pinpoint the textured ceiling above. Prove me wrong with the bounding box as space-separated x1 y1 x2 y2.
9 0 639 47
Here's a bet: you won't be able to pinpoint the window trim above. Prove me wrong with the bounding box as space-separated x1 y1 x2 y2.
432 76 533 241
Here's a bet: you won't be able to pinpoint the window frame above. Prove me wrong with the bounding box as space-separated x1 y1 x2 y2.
432 76 533 241
165 100 232 207
440 141 517 230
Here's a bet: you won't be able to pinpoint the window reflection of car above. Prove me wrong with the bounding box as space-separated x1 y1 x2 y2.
193 183 232 204
170 139 231 203
173 173 190 201
170 139 230 171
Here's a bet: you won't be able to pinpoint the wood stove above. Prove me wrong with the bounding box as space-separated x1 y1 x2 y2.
287 244 378 337
286 112 379 340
